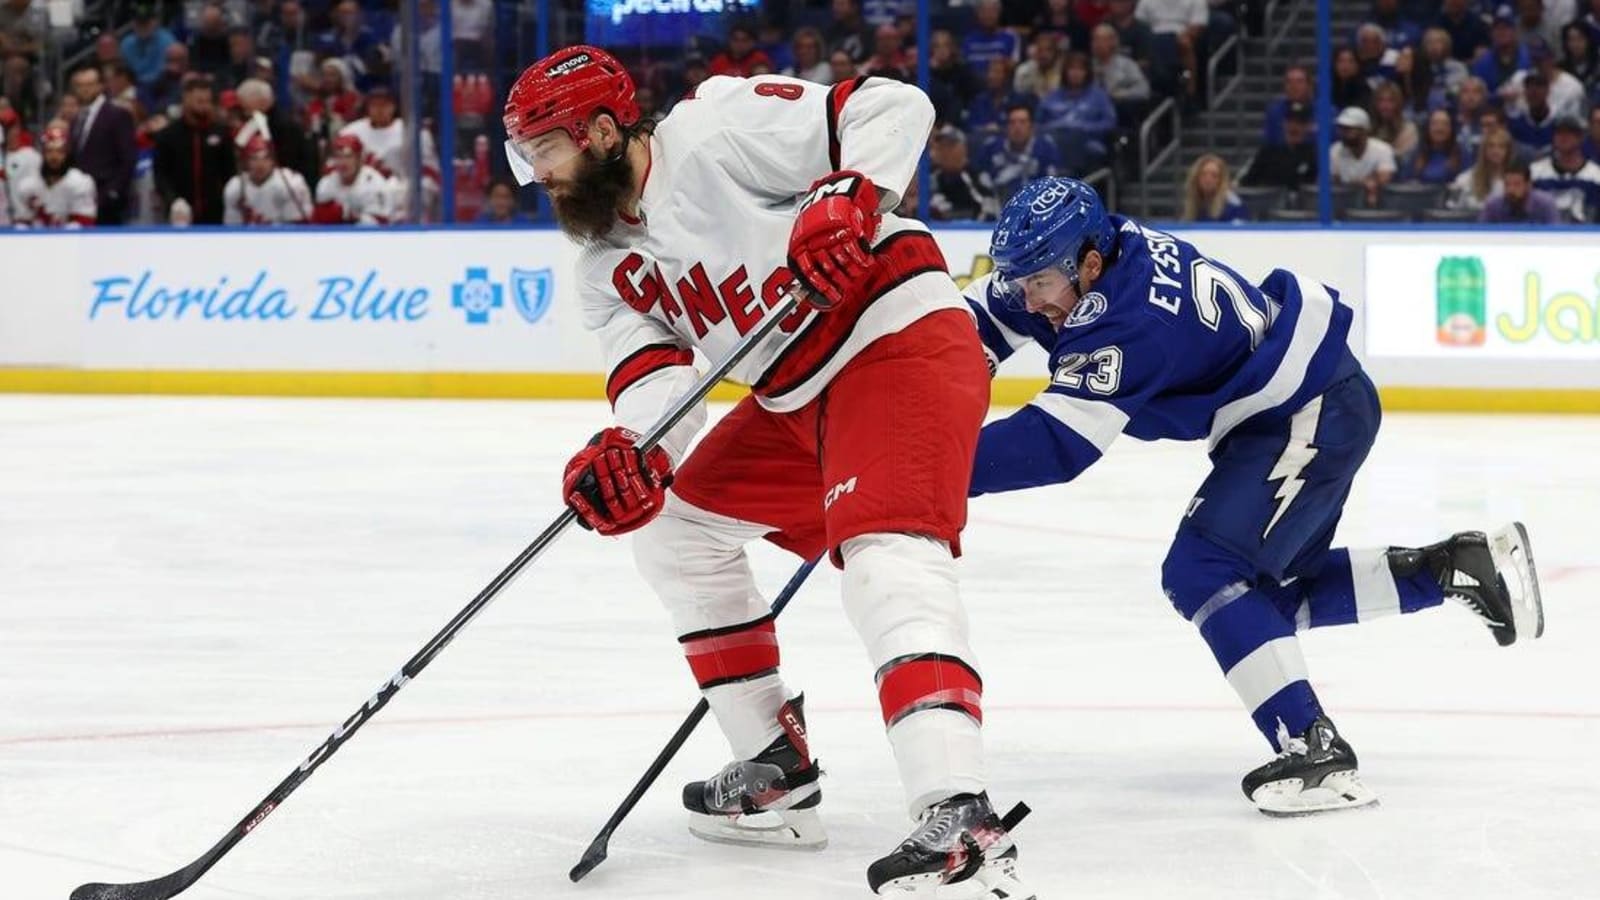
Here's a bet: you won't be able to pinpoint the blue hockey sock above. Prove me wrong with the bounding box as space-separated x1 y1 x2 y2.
1264 548 1446 629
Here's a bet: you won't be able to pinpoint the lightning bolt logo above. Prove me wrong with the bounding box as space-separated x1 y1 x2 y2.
1262 398 1323 540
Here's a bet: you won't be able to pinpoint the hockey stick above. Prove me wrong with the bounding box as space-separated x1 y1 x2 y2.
569 555 822 883
70 288 807 900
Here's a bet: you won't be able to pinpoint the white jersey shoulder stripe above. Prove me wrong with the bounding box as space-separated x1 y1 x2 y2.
1029 391 1131 452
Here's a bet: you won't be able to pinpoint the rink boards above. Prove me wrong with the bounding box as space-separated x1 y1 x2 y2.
1 225 1598 412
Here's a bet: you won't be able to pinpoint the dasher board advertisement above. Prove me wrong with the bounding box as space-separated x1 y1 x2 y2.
1365 244 1600 360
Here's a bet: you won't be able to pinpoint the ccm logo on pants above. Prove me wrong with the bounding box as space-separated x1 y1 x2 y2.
824 476 858 511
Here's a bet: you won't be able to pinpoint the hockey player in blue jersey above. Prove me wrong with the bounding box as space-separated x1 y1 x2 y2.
966 177 1545 815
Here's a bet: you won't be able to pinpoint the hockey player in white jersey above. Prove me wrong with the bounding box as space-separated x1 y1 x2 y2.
13 122 97 228
505 46 1031 897
313 134 393 225
338 86 439 220
1 108 40 225
224 135 312 225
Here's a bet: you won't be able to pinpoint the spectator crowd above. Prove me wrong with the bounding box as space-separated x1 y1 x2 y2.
2 0 1595 227
1220 0 1600 223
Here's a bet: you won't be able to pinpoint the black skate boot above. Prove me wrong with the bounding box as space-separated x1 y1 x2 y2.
1389 521 1544 647
682 695 825 849
866 792 1034 898
1242 716 1376 816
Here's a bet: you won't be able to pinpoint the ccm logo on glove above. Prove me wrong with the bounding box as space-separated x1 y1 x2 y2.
787 170 881 311
563 427 674 536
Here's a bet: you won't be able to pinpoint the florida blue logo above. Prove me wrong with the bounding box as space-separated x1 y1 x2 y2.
1065 291 1108 328
510 267 554 324
452 267 502 324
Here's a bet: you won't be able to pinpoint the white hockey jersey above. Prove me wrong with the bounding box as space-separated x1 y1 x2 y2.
14 168 97 227
224 169 313 225
4 144 43 224
580 74 963 461
337 117 440 218
315 166 394 224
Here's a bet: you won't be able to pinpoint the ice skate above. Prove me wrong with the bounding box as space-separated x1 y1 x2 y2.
682 695 825 849
1392 521 1544 646
866 792 1034 898
1243 716 1377 816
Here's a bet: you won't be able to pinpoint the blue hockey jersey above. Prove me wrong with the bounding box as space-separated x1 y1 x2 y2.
968 216 1358 496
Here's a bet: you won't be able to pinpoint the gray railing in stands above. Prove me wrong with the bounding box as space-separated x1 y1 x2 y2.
1081 166 1116 214
1137 97 1180 217
1205 34 1243 144
1263 0 1306 68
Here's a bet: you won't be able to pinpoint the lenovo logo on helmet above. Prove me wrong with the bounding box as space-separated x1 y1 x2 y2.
545 53 592 77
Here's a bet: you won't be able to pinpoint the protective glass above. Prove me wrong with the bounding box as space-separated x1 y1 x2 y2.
504 129 585 187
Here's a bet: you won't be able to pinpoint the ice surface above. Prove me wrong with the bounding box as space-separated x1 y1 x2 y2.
2 395 1596 900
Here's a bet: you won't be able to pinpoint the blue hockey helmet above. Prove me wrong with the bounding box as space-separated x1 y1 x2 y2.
989 177 1116 307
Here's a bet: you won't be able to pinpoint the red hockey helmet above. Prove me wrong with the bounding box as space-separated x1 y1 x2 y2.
330 133 363 158
41 121 70 152
503 44 639 186
242 134 274 160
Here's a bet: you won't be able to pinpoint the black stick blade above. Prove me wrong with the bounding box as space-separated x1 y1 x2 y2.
71 870 192 900
567 834 611 883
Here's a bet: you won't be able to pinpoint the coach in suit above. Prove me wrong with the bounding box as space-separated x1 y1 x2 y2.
67 63 138 225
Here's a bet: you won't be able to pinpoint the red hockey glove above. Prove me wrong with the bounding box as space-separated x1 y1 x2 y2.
562 427 674 536
787 170 881 311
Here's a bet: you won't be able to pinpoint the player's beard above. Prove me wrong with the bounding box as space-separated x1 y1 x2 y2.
41 158 68 182
548 144 636 243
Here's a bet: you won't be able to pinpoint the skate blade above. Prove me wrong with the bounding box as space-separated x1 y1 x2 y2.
1251 770 1380 817
1490 522 1544 642
687 807 827 851
874 853 1034 900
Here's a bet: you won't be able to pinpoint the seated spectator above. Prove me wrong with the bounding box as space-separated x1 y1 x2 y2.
1472 8 1530 92
1033 0 1075 42
1038 52 1117 173
711 24 774 78
928 125 996 221
861 23 911 81
1515 0 1561 53
1368 0 1424 49
928 30 978 123
1451 128 1514 210
1531 114 1600 220
1183 153 1247 222
1561 24 1598 89
963 0 1021 80
320 0 381 90
143 43 189 119
222 27 262 91
1091 23 1151 115
1372 82 1419 158
1355 23 1402 89
1436 0 1490 62
1332 47 1374 110
1137 0 1206 97
1075 0 1114 41
1243 101 1318 190
1480 159 1562 221
306 58 361 142
1330 105 1397 205
1586 106 1600 162
827 50 858 86
1400 28 1468 115
1262 64 1315 146
968 57 1031 136
1503 45 1587 120
13 122 96 228
1407 109 1470 183
784 27 832 83
2 51 44 126
1454 75 1492 154
977 103 1061 202
189 4 233 77
476 179 533 226
825 0 872 62
1105 0 1155 69
94 33 122 68
1508 72 1559 152
1581 0 1600 47
121 6 176 89
1014 30 1064 99
0 0 47 59
679 53 710 104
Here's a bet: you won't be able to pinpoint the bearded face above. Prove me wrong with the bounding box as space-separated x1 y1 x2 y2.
545 142 638 243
